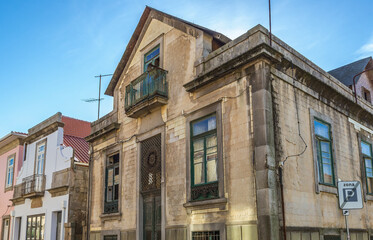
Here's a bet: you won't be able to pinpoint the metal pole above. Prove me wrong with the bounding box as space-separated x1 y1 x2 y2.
269 0 272 46
98 75 102 120
345 215 350 240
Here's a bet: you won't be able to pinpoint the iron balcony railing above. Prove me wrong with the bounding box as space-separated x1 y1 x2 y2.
22 174 46 196
125 67 168 111
104 201 119 214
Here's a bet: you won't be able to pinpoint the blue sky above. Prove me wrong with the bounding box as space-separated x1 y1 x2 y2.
1 0 372 137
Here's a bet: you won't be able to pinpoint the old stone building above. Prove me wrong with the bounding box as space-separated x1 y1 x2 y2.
11 113 90 240
86 7 373 240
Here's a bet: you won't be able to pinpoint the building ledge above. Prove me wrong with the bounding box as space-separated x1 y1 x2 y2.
100 212 122 222
47 186 69 197
183 197 227 213
125 95 167 118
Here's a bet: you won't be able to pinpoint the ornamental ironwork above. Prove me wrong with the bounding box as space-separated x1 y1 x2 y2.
191 182 219 201
141 134 162 193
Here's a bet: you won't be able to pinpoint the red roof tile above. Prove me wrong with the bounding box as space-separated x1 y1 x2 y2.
61 116 91 138
63 135 90 163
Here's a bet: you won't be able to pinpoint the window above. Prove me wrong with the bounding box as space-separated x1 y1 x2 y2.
2 218 10 240
324 235 340 240
55 212 62 240
35 140 46 175
314 119 335 186
192 231 220 240
104 153 120 213
104 236 118 240
362 141 373 194
191 115 219 201
144 45 160 72
362 87 371 103
5 154 15 189
26 215 45 240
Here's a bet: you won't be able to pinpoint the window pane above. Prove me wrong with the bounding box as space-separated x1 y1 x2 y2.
367 177 373 194
192 116 216 136
145 47 160 62
193 139 204 151
362 142 372 157
206 135 217 148
366 158 373 169
314 120 330 139
107 186 113 202
323 164 333 184
9 157 14 166
194 163 204 185
107 169 113 186
207 159 217 182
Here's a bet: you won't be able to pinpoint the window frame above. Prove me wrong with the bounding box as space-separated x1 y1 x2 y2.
26 214 45 240
34 139 47 176
143 44 160 72
185 102 224 203
190 114 218 188
2 216 11 240
101 144 122 218
314 118 335 186
361 141 373 195
104 153 120 211
140 34 164 73
4 154 16 191
309 109 338 194
358 134 373 201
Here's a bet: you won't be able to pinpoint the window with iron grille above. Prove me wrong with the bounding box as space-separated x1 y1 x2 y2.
192 231 220 240
324 235 340 240
103 235 118 240
314 119 335 186
361 141 373 194
104 153 120 213
191 115 219 201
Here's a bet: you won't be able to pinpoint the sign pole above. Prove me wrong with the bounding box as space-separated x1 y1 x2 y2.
345 214 350 240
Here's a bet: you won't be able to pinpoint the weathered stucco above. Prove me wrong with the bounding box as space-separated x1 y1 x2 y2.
88 8 373 240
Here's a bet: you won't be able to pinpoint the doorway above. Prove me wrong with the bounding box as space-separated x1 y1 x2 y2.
141 134 162 240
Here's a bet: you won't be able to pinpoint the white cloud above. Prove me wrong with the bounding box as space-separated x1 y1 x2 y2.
357 35 373 58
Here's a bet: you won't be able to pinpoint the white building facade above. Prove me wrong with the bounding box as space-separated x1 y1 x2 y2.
11 113 90 240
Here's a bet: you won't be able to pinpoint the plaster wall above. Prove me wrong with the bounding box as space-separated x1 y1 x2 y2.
356 72 373 104
0 144 23 236
90 18 258 239
272 71 373 230
13 127 73 240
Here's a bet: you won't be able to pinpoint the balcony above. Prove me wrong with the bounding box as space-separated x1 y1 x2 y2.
12 174 46 202
125 67 168 118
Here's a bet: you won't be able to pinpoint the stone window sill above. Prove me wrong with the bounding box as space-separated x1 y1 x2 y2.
183 198 227 213
100 212 121 222
319 184 338 195
4 186 13 192
365 194 373 201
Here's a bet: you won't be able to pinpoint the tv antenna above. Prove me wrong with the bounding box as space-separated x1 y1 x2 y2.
83 74 113 120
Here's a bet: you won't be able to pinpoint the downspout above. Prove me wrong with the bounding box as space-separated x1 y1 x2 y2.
352 67 373 103
86 145 93 240
279 167 286 240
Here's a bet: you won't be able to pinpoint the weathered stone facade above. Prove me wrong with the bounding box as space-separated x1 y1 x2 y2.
87 7 373 240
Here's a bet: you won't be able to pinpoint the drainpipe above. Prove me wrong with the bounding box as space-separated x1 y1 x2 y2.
10 210 15 240
86 145 93 240
279 167 287 240
61 200 67 240
352 67 373 103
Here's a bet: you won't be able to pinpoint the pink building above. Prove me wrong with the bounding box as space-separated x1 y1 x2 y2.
0 132 27 240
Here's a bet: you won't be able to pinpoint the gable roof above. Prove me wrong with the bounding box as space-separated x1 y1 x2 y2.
63 135 90 163
105 6 231 96
61 116 91 163
328 57 372 86
61 116 91 138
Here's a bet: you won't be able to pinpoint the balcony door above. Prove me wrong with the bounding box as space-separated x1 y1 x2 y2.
34 140 46 192
141 134 162 240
